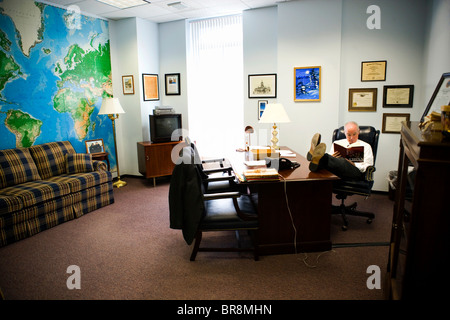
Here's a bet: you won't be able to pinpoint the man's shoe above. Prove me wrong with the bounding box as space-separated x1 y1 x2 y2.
307 133 321 161
309 143 326 172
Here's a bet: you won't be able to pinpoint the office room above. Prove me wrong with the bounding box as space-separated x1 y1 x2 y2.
0 0 449 307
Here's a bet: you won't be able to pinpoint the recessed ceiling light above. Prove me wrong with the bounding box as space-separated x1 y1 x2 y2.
96 0 151 9
167 1 188 10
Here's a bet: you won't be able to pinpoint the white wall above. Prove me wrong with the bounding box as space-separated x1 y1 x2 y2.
158 20 189 132
110 17 159 176
339 0 428 190
423 0 450 103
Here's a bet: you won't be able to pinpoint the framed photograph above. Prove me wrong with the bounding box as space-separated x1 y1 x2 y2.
348 88 377 112
382 113 410 133
122 75 134 95
142 74 159 101
383 85 414 108
248 74 277 98
361 60 387 81
85 139 105 154
165 73 180 95
420 72 450 123
294 66 321 102
258 100 268 120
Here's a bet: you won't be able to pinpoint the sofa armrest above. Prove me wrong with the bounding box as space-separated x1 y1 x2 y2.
93 160 108 171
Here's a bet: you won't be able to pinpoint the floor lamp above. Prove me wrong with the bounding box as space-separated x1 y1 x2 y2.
99 97 127 188
258 103 291 150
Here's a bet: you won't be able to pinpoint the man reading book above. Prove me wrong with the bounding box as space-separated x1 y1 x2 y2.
307 121 374 180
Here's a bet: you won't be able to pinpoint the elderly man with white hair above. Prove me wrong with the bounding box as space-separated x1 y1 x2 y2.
307 121 374 181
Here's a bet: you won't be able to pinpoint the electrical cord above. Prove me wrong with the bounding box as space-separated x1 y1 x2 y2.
279 174 298 254
279 173 334 268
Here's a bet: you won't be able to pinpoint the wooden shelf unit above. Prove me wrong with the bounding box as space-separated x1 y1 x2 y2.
385 121 450 299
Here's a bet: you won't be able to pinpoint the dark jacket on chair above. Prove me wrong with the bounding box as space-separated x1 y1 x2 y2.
169 163 204 245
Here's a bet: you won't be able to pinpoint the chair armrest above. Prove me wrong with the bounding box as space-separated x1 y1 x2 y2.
204 191 240 200
364 166 376 181
204 175 236 183
202 157 226 166
203 166 233 175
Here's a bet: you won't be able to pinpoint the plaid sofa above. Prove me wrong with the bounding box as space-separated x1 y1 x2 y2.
0 141 114 247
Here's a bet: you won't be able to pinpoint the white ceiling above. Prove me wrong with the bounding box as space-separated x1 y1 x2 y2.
38 0 290 23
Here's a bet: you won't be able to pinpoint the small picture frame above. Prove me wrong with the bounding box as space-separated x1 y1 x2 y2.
85 139 105 154
258 100 268 120
142 74 159 101
348 88 377 112
248 74 277 98
361 60 387 81
294 66 321 102
382 113 410 133
383 85 414 108
122 75 134 95
165 73 181 95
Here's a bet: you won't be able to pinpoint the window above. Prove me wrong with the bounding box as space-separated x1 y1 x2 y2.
187 15 243 157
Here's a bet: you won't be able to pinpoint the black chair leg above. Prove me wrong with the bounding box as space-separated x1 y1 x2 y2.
190 231 202 261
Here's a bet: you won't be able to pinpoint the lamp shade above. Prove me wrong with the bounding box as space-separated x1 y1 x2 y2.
99 97 125 115
259 103 290 124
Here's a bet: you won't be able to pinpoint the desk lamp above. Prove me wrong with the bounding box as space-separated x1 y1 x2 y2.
258 103 290 150
98 97 127 188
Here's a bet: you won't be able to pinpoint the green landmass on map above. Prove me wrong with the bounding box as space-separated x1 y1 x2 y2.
4 109 43 147
0 50 22 94
53 41 112 140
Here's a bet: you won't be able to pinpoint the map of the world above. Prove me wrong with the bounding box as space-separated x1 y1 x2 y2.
0 0 116 170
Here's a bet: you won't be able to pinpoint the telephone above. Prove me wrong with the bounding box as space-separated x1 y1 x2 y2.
265 157 300 171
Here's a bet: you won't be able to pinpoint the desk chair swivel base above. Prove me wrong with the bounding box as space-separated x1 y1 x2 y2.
332 194 374 231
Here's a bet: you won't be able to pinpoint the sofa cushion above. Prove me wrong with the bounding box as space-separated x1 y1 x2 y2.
29 141 75 180
65 153 94 174
0 148 42 189
0 180 71 208
0 194 24 215
46 170 112 193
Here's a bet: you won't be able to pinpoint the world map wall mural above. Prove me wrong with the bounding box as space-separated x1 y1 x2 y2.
0 0 117 170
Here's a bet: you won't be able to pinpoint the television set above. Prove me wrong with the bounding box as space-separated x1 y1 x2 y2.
149 114 182 143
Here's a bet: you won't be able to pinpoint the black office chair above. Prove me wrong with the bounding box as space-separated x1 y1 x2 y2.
184 136 237 193
331 126 380 230
169 149 259 261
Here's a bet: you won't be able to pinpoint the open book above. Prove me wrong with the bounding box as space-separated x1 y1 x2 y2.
333 143 364 162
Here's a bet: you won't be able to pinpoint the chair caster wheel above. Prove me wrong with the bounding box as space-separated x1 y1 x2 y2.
367 219 372 224
341 225 348 231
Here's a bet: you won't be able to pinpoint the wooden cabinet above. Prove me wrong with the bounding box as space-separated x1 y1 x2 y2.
137 141 182 186
386 121 450 299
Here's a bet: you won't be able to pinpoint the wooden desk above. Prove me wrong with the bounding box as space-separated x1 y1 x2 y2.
229 147 339 255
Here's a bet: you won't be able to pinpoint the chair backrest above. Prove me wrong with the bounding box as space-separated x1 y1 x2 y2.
332 126 380 163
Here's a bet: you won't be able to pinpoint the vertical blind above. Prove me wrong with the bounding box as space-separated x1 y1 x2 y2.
187 14 244 157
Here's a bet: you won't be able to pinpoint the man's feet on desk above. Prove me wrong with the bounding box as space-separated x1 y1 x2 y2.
307 133 321 161
308 142 326 172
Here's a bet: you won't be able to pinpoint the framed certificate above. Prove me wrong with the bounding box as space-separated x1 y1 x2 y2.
361 60 387 81
142 74 159 101
382 113 410 133
348 88 377 112
383 85 414 108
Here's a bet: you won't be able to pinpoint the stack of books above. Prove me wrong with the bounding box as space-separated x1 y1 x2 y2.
243 168 280 182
